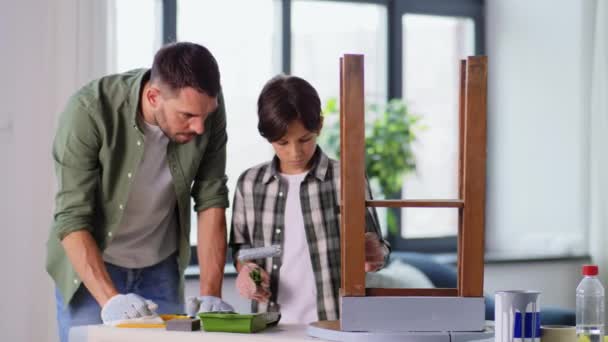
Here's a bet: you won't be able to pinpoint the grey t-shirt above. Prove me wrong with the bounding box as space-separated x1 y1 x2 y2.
103 120 178 268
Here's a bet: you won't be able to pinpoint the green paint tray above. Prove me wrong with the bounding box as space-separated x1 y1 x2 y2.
198 312 279 333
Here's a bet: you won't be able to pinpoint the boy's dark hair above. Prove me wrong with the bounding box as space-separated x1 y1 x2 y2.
150 42 220 97
257 75 322 142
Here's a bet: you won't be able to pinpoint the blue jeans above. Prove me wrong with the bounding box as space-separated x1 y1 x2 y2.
55 253 182 342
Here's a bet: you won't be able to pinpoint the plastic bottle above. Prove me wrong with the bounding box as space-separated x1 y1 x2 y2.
576 264 605 342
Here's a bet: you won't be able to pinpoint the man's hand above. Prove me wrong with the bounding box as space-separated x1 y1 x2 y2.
100 293 160 325
186 296 234 316
236 262 271 302
365 232 387 272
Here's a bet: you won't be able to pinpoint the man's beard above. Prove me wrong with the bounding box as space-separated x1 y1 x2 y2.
156 111 196 144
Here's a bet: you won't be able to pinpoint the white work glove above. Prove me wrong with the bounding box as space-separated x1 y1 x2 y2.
185 296 234 316
100 293 160 326
365 232 388 272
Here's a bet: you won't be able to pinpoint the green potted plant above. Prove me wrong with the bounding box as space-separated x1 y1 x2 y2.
318 97 422 235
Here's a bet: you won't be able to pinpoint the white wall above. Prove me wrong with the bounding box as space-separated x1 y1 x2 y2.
0 2 56 340
485 0 593 256
485 260 586 310
0 1 108 341
482 0 598 311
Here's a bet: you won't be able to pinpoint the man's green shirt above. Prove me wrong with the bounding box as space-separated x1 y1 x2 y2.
46 69 229 304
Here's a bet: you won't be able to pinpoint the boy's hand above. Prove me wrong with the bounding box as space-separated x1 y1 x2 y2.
365 232 387 272
236 262 271 302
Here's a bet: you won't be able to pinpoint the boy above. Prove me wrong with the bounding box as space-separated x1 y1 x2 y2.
229 75 389 324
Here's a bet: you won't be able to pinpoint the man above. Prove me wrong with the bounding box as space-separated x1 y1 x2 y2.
47 42 233 342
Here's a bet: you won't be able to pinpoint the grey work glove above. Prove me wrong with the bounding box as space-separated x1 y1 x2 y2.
186 296 234 316
100 293 160 326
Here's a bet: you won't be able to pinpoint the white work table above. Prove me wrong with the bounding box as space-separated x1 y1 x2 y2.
70 322 495 342
70 324 318 342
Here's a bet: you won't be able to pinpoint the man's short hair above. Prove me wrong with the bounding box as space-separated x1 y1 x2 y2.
257 75 322 142
150 42 220 97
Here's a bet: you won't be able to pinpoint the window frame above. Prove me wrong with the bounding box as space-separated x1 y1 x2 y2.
160 0 485 258
387 0 484 253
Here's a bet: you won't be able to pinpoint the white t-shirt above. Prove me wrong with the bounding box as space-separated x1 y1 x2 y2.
103 120 178 268
276 172 318 324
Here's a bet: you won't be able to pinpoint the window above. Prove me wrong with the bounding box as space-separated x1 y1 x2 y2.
292 0 387 105
401 14 475 239
386 1 484 252
176 0 281 245
110 0 162 72
291 0 390 236
112 0 485 254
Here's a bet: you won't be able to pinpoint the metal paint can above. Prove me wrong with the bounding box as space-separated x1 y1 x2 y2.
495 290 541 342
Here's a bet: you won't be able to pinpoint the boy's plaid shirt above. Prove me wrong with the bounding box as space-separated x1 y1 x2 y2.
229 147 389 320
